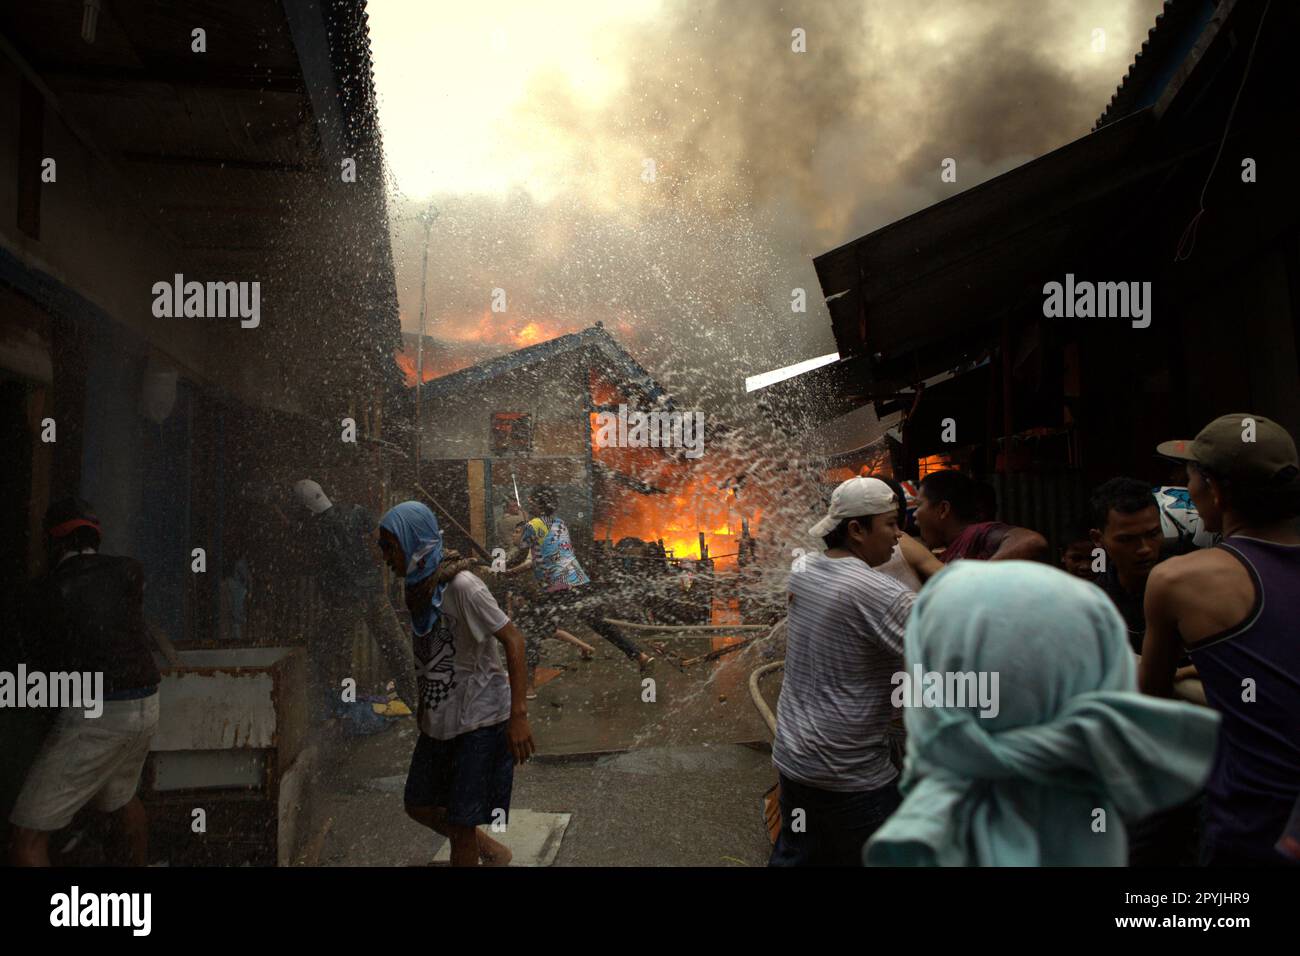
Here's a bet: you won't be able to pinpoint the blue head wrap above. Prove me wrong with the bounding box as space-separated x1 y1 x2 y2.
863 560 1219 866
379 501 445 636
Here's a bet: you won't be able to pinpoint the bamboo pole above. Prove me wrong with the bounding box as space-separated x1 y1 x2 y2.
414 480 492 561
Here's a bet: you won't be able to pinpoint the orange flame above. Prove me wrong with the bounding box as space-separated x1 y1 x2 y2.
436 311 572 349
396 313 642 386
917 454 957 477
394 349 448 387
596 474 756 564
395 313 587 385
588 370 759 564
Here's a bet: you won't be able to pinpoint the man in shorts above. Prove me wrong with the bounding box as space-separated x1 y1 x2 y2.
9 498 173 866
378 501 534 866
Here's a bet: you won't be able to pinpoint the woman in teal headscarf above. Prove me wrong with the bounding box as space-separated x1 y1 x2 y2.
864 560 1220 866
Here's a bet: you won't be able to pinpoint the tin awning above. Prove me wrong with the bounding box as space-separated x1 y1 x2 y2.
811 108 1159 394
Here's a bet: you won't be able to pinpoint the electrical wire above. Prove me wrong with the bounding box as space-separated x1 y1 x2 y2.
1174 0 1273 262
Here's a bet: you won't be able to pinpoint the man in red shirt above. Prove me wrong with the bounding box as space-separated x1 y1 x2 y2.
914 470 1047 563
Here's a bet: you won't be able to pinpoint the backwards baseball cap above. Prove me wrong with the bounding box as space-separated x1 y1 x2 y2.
44 496 102 540
294 479 333 514
809 476 898 538
1157 413 1299 484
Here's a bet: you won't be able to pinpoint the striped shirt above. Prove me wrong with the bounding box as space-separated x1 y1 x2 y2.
773 551 913 791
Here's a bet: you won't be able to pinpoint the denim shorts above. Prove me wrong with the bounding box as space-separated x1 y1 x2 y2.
404 720 514 828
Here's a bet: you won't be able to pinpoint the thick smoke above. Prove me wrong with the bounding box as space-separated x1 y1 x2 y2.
387 0 1163 432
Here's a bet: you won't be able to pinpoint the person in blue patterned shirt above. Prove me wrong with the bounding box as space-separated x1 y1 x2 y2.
512 486 652 674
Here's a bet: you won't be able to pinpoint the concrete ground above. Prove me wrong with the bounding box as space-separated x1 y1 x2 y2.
525 627 774 754
300 628 779 866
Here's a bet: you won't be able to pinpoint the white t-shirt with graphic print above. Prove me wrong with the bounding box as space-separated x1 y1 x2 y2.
415 571 511 740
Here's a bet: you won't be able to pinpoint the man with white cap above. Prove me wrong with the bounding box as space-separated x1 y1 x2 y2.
769 476 918 866
294 479 415 722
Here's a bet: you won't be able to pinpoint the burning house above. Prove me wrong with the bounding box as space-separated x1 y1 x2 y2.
0 0 400 863
759 0 1300 555
412 323 664 555
411 322 776 623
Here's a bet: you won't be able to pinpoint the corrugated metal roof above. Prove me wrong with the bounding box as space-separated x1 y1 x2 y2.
1094 0 1218 130
811 109 1155 383
323 0 384 155
417 324 670 407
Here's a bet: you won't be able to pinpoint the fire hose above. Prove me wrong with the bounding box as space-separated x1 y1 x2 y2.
602 619 771 634
749 659 784 738
747 618 787 737
606 617 786 733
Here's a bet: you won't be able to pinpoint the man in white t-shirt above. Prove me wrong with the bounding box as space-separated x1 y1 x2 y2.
378 502 534 867
770 477 916 866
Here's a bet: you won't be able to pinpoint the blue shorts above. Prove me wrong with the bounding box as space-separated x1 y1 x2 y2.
404 721 514 828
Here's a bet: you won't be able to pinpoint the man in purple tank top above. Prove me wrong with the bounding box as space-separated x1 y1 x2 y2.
1141 413 1300 866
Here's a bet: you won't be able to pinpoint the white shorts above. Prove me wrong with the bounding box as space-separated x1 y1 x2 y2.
9 694 159 832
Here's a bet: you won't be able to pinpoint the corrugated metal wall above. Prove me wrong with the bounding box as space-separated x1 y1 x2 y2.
989 471 1089 560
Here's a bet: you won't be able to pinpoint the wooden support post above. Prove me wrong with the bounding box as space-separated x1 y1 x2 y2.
468 459 486 549
483 458 494 547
